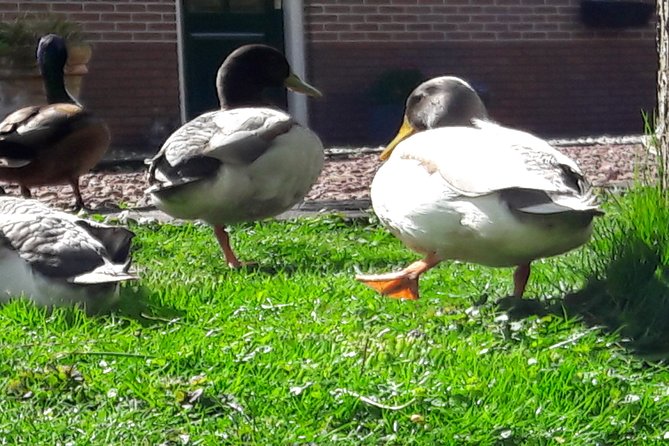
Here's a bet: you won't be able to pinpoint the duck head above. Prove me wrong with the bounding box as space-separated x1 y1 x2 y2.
380 76 488 160
37 34 68 73
36 34 76 105
216 44 322 109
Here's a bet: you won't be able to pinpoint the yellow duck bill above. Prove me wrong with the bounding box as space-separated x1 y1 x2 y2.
284 72 323 98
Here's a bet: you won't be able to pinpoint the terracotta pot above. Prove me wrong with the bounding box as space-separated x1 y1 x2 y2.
0 66 86 120
65 43 92 75
0 43 91 119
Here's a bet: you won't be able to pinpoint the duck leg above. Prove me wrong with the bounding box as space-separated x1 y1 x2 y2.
213 225 243 268
513 262 531 298
356 254 441 300
69 178 86 210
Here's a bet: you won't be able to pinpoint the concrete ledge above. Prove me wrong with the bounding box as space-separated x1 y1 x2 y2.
99 199 373 225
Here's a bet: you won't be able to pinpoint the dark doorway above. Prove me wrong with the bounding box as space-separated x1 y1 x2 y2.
181 0 285 119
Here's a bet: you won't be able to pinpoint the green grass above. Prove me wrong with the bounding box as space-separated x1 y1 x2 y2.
1 192 669 444
567 174 669 358
0 204 669 445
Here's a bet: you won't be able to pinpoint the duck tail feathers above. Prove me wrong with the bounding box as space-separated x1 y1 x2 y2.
70 265 138 285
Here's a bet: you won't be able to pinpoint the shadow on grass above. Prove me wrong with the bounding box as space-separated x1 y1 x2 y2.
247 241 413 277
0 286 184 331
562 238 669 359
239 214 410 275
105 285 187 326
498 238 669 360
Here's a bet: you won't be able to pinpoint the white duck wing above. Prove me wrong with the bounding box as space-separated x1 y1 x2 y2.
395 122 600 214
148 108 295 189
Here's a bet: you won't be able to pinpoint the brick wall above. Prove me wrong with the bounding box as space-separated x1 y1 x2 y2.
306 0 656 42
305 0 658 144
309 41 656 144
0 1 180 154
0 1 177 42
0 0 658 148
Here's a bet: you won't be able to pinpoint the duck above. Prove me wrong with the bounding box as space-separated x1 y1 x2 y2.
0 195 136 310
356 76 603 300
0 34 111 210
147 44 324 267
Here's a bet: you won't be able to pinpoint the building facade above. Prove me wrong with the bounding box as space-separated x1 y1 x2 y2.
0 0 658 152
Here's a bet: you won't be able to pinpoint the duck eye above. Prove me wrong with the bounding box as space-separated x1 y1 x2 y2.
408 93 424 106
416 93 429 103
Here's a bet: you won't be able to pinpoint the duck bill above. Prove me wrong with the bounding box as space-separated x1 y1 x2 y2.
284 73 323 98
380 115 416 161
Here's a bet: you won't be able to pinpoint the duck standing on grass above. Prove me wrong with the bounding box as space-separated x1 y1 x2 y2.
356 76 603 300
0 196 136 311
147 44 324 267
0 34 111 210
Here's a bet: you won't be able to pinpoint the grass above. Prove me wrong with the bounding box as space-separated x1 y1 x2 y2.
563 122 669 358
2 185 669 445
2 126 669 444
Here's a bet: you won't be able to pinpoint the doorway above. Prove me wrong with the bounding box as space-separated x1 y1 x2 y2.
180 0 285 119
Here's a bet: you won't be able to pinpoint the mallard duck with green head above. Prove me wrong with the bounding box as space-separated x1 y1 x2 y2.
0 34 111 210
147 44 324 267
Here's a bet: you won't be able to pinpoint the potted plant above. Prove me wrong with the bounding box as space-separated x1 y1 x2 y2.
0 14 92 119
367 68 424 145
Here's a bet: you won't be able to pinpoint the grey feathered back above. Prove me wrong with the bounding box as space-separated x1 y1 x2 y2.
0 196 135 283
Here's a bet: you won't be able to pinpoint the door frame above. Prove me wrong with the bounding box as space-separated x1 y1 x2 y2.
175 0 310 125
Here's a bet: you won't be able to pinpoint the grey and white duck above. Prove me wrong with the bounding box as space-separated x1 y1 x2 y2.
0 196 136 310
147 44 324 267
356 76 603 300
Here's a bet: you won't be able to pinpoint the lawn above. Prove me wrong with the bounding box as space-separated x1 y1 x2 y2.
1 184 669 444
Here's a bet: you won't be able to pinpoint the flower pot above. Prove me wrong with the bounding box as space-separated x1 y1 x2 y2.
65 43 92 75
0 62 86 120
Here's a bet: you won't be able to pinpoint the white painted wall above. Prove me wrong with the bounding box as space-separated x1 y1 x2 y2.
175 0 187 124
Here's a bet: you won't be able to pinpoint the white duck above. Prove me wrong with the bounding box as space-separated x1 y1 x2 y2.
147 44 324 267
356 76 602 300
0 196 136 310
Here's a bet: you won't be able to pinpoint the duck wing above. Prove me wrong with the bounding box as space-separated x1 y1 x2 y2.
74 221 134 265
0 197 136 283
148 108 294 190
0 103 86 167
398 121 601 214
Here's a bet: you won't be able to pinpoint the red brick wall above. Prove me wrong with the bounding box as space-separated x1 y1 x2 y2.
0 1 180 154
309 41 656 144
305 0 656 42
82 42 179 155
305 0 657 144
0 0 658 148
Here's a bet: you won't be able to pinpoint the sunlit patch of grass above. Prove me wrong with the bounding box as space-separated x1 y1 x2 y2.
1 206 669 443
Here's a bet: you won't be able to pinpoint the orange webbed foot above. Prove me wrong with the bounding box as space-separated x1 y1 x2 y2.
355 272 420 300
